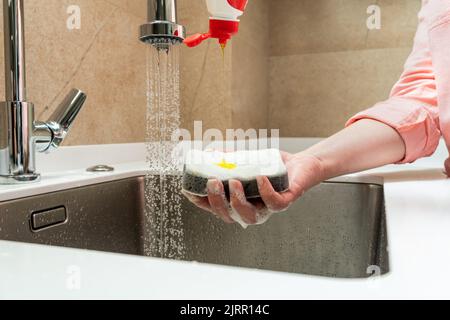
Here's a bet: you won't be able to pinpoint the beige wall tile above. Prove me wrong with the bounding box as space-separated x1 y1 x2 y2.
232 0 270 130
0 0 148 146
178 0 271 134
180 42 233 134
0 1 422 145
270 0 373 56
62 8 147 145
366 0 421 49
178 0 233 134
270 0 421 57
105 0 147 19
232 42 269 130
236 0 270 55
269 48 411 137
268 0 421 138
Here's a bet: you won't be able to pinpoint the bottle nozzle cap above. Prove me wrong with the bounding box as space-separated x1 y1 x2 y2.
209 19 239 41
184 33 211 48
184 20 239 48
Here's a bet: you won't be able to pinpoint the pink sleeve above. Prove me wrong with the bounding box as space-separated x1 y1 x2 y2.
424 0 450 151
346 2 441 164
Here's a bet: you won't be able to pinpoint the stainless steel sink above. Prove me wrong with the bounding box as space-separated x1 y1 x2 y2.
0 176 388 278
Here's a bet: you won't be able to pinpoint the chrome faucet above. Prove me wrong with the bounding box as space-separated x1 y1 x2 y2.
0 0 87 184
139 0 186 48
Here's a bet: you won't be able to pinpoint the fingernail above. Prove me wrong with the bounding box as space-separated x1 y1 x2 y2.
229 180 247 203
256 176 265 188
228 180 236 193
228 180 238 194
207 179 221 195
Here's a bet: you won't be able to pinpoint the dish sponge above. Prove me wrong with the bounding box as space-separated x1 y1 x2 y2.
182 149 289 199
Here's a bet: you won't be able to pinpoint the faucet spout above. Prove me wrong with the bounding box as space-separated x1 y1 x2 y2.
139 0 185 48
0 0 87 184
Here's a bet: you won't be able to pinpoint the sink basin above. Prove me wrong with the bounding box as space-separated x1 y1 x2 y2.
0 176 388 278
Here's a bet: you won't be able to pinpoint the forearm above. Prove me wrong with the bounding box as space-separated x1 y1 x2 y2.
301 119 406 180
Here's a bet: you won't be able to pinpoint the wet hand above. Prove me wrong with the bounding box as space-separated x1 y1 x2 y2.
182 151 326 226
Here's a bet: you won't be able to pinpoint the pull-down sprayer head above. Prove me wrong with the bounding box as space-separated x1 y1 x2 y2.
139 0 185 50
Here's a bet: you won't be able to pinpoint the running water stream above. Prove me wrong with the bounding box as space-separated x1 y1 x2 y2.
144 43 186 259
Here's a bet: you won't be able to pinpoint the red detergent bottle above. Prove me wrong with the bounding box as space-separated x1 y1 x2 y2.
184 0 248 48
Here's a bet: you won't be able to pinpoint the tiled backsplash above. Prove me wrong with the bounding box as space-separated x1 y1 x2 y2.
179 0 270 134
0 0 421 145
268 0 421 137
0 0 148 145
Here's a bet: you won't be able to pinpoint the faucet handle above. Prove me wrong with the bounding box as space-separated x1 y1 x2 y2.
49 89 86 131
45 89 87 150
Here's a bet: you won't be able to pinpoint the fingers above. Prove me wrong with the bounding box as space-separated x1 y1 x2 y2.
184 178 286 226
257 176 293 212
182 190 212 213
229 180 260 225
280 151 292 163
206 180 235 224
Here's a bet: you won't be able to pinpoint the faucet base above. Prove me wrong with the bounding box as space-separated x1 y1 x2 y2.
0 173 40 185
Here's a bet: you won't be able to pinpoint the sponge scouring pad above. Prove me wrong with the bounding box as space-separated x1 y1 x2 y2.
182 149 289 199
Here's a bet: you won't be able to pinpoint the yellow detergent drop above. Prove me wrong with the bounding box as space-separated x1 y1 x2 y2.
215 159 237 170
220 43 226 56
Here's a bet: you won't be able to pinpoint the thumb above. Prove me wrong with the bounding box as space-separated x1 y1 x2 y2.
445 158 450 177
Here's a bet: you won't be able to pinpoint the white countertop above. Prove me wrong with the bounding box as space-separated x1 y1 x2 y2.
1 139 450 299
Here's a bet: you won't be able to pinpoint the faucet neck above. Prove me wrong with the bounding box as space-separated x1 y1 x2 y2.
3 0 27 102
148 0 178 23
0 0 87 184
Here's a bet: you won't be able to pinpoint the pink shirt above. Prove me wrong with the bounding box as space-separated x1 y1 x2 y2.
347 0 450 163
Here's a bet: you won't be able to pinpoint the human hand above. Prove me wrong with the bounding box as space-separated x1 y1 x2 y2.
182 151 326 226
